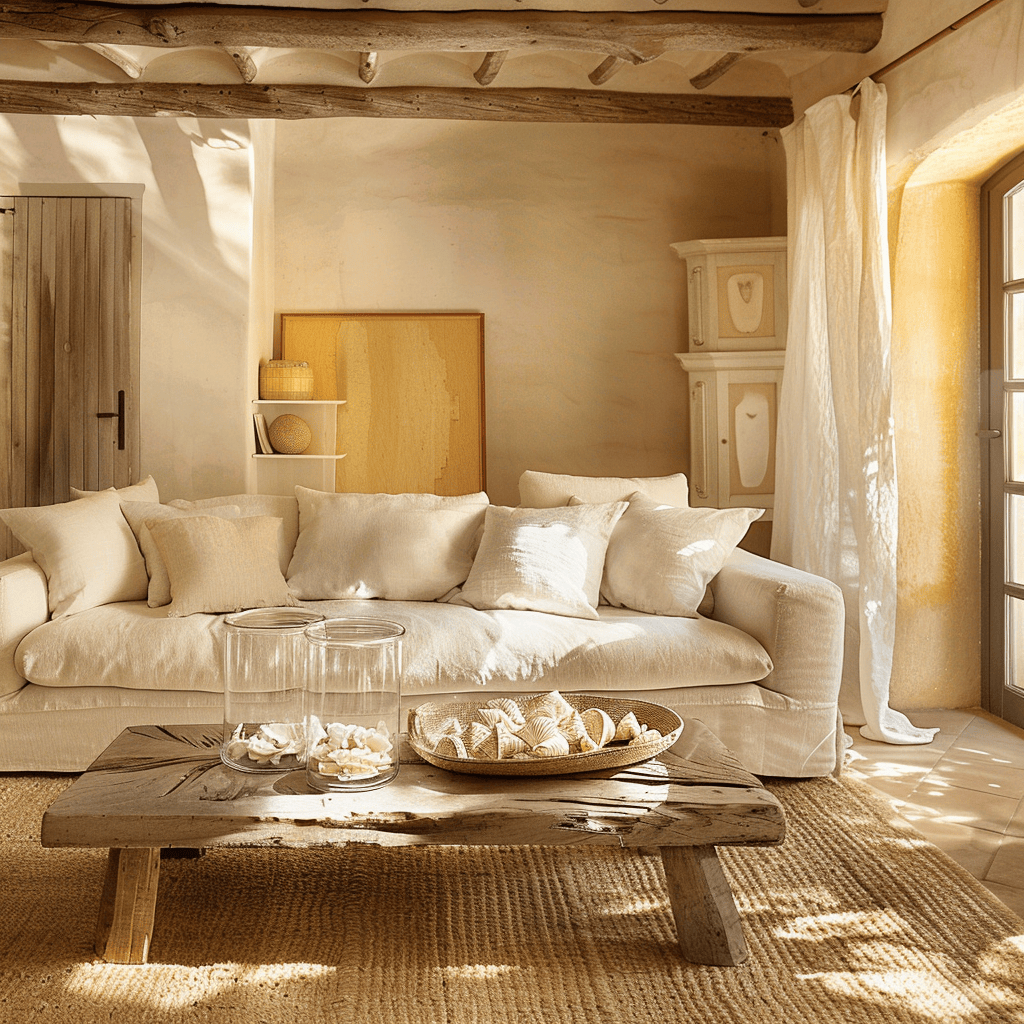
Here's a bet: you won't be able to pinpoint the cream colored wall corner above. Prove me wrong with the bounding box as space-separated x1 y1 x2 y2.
272 118 781 507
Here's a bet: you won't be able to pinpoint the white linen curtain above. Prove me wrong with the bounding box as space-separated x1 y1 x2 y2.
771 78 937 745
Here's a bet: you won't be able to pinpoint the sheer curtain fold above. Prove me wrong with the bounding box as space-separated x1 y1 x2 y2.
772 78 937 745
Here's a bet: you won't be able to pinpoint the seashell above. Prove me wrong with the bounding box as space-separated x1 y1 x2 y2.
475 707 519 731
518 715 559 748
531 733 571 757
630 728 663 746
581 707 615 748
485 698 526 726
463 721 493 755
435 735 468 759
436 716 465 738
259 722 303 748
614 711 643 742
558 710 588 746
495 722 530 758
524 690 574 722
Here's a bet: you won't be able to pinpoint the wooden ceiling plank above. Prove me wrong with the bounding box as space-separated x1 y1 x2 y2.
359 51 378 83
0 5 884 61
474 50 508 86
0 80 794 126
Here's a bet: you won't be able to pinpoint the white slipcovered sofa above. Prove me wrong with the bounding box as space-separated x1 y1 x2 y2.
0 471 845 776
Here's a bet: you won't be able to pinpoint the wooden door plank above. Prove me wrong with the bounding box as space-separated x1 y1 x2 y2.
25 197 44 510
68 198 88 493
0 200 13 557
52 197 72 504
84 198 101 491
113 197 132 486
97 197 116 488
9 198 29 546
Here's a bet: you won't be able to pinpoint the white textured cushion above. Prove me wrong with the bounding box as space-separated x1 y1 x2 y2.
121 501 241 608
0 490 149 618
287 488 490 601
453 502 627 619
587 492 763 617
518 470 689 509
168 494 299 575
71 475 160 503
148 515 298 617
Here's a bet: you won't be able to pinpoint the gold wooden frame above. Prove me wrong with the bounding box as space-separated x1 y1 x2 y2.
279 312 485 495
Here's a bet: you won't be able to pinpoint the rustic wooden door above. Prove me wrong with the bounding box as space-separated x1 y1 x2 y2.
0 195 139 558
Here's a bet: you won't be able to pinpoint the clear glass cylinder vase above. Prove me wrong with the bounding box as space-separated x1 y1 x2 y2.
303 617 405 793
220 607 325 773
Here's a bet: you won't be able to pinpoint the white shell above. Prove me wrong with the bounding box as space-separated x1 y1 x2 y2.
485 698 526 726
463 721 493 755
581 707 615 748
435 734 468 758
559 709 588 746
525 690 574 721
630 728 663 746
475 707 519 731
614 711 643 742
531 733 571 757
495 723 529 758
518 715 559 748
436 716 465 738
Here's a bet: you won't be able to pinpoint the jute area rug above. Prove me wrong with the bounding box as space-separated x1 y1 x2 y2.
1 773 1022 1024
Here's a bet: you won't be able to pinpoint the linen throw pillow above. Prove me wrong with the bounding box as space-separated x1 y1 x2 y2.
452 501 627 620
591 491 763 617
518 470 690 509
168 493 299 575
70 475 160 503
121 500 242 607
147 515 298 617
287 488 490 601
0 489 149 618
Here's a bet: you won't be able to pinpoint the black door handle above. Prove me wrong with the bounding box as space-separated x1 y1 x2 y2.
96 389 125 450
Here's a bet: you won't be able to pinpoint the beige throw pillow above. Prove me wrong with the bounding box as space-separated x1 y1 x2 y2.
168 493 299 575
147 515 298 617
287 488 490 601
71 475 160 503
452 502 627 620
121 501 242 607
594 492 763 617
0 490 149 618
518 470 690 509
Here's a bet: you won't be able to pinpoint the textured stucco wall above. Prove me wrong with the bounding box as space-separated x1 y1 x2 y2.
273 118 783 507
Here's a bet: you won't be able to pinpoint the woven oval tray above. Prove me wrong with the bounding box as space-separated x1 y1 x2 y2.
408 693 683 776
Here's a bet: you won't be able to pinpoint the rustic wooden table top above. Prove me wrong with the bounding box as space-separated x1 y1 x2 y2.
41 718 785 853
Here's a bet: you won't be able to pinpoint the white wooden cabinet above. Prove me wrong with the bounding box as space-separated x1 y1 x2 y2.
251 399 346 495
672 238 787 519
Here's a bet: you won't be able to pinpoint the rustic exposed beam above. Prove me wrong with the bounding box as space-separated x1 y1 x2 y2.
690 52 747 90
226 45 257 83
474 50 507 87
0 80 794 126
85 43 143 79
358 51 378 84
0 4 884 63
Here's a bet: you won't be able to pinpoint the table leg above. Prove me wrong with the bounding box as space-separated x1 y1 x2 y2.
94 847 161 964
659 844 748 966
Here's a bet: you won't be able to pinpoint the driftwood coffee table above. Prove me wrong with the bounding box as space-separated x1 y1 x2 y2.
41 718 785 967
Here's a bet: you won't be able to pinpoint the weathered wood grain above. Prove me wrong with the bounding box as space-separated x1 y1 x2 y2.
0 5 884 60
0 80 795 126
95 847 160 964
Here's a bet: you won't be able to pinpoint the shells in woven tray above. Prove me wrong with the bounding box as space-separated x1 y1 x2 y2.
418 690 663 762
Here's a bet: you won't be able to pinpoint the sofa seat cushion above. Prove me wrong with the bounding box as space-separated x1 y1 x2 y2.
17 600 772 696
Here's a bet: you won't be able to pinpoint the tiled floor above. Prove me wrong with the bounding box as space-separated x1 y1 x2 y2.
845 707 1024 918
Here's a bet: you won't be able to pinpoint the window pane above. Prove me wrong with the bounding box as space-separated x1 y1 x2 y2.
1009 186 1024 281
1006 392 1024 482
1008 292 1024 379
1008 494 1024 585
1006 595 1024 697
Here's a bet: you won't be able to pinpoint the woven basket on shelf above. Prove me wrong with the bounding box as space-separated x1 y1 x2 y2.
259 360 314 401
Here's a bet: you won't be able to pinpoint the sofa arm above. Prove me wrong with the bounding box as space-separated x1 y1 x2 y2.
0 553 48 699
709 548 844 709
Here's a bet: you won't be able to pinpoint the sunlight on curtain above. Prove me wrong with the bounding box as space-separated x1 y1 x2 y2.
772 78 937 745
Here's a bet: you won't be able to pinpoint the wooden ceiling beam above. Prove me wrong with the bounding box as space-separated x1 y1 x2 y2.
690 52 747 89
358 51 378 83
474 50 508 87
0 4 883 63
0 79 794 126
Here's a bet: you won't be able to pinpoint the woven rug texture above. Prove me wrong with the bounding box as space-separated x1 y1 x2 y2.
1 773 1022 1024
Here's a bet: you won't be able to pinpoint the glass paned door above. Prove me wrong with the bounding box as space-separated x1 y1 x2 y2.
983 159 1024 729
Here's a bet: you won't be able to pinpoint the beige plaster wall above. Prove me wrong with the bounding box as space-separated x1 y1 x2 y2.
273 118 783 507
0 114 256 502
